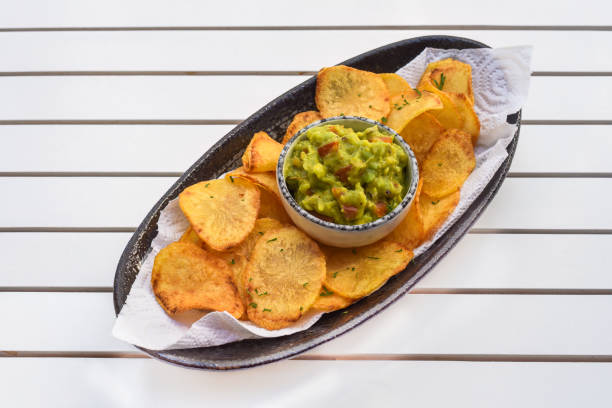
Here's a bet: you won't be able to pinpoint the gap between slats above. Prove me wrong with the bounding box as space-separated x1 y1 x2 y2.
2 351 612 363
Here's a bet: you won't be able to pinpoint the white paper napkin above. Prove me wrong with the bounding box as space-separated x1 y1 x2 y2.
113 46 532 350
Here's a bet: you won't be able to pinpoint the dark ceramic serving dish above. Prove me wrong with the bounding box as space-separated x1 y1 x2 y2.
114 35 521 370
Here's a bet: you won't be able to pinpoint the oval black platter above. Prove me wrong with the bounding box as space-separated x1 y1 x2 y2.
114 35 521 370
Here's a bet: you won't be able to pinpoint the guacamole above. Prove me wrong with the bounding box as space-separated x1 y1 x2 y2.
284 124 409 225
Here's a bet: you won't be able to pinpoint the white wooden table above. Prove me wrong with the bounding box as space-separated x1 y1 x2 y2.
2 1 612 406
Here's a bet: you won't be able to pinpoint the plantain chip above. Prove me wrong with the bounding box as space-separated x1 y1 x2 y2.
379 73 412 98
179 226 204 247
316 65 390 120
420 190 460 241
311 287 353 312
322 241 413 299
421 129 476 198
283 111 323 144
242 131 284 173
179 178 260 251
418 76 464 130
234 217 284 259
245 226 326 330
400 112 446 166
151 242 244 319
386 88 443 133
258 186 292 223
386 178 424 250
447 93 480 145
227 167 280 200
422 59 474 104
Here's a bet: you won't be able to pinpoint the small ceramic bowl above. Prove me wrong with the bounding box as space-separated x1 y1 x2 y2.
276 116 419 248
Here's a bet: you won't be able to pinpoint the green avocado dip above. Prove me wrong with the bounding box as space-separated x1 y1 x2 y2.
284 123 409 225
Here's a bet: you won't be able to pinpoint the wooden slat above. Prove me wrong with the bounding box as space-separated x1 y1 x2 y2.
1 125 610 174
2 233 611 289
3 292 612 355
1 0 609 27
1 30 611 72
1 233 131 287
3 359 612 407
0 76 609 120
0 177 609 229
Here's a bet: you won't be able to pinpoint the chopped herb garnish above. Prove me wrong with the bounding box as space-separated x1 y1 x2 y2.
230 258 235 264
351 249 357 254
320 287 334 297
280 248 284 252
303 282 309 288
300 306 303 311
351 267 355 271
438 162 443 167
229 175 234 183
263 308 272 312
249 302 257 308
209 195 214 198
333 271 339 278
395 249 403 253
367 256 380 260
381 117 388 124
205 183 210 188
357 93 361 97
369 104 373 109
342 310 349 314
414 88 422 98
431 200 440 205
249 277 253 282
258 231 264 235
266 238 277 243
255 288 269 296
339 112 345 116
432 73 446 90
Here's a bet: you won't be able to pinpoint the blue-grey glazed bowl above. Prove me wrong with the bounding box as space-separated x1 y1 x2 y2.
277 116 419 247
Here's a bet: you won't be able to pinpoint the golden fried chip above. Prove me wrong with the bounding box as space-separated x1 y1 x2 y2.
422 59 474 104
227 168 280 200
379 73 412 97
316 65 390 120
421 129 476 198
283 111 323 144
151 242 244 319
179 178 260 251
447 93 480 145
322 241 413 299
242 131 283 173
178 226 204 247
386 88 443 133
386 178 424 250
234 217 283 259
258 186 292 223
418 76 464 130
420 190 460 241
311 287 353 312
400 112 446 166
245 226 325 330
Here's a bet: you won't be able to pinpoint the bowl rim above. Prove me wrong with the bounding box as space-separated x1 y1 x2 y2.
276 115 420 232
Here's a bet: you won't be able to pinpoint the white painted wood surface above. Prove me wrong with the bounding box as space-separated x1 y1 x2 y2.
0 76 611 120
2 1 611 406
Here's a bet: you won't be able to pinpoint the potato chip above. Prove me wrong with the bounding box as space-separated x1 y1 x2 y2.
179 226 204 247
379 73 412 97
316 65 390 120
283 111 323 144
242 131 283 173
447 93 480 145
420 190 460 241
400 112 445 166
322 241 413 299
311 287 353 312
245 226 325 330
386 88 443 133
258 186 292 223
386 178 424 250
227 168 280 200
421 129 476 198
418 76 464 130
151 242 244 319
422 59 474 104
234 218 283 259
179 178 260 251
